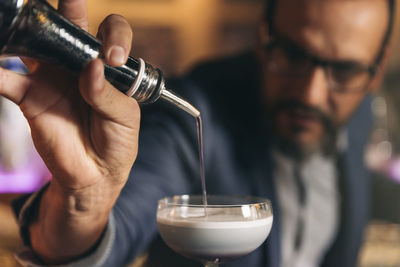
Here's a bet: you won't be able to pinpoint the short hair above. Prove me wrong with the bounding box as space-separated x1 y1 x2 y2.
264 0 396 63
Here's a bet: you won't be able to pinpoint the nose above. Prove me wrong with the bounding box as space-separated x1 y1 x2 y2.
295 66 330 110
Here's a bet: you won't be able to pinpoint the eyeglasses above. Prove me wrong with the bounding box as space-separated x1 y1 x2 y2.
264 38 379 93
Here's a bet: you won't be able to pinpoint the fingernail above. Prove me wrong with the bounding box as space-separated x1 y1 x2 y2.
109 46 125 66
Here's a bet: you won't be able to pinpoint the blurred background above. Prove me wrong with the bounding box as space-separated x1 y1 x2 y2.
1 0 400 266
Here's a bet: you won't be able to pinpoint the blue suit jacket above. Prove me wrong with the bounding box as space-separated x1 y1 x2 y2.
13 52 373 267
102 52 373 267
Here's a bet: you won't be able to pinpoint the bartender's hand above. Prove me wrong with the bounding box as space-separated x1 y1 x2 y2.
0 0 139 263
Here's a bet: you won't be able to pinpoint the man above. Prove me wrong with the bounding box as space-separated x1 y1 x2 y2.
1 0 396 266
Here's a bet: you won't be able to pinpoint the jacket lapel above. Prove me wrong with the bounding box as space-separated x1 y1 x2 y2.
321 95 373 267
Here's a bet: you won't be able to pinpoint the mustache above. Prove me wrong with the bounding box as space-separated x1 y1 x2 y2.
267 100 339 158
268 100 334 128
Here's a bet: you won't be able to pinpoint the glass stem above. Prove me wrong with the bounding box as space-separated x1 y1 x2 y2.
204 263 219 267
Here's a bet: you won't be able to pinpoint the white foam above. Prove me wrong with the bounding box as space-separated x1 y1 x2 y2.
157 213 273 229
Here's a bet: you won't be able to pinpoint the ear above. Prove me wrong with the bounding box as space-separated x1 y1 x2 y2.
255 22 270 61
368 45 391 93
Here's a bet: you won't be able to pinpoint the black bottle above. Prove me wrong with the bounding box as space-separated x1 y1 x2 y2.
0 0 199 116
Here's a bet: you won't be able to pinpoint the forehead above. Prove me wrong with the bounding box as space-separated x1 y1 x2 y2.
273 0 389 63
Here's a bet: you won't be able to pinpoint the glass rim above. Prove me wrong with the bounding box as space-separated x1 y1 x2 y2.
158 194 272 208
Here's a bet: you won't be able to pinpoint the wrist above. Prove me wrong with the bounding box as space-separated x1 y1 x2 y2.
28 177 121 263
47 178 120 217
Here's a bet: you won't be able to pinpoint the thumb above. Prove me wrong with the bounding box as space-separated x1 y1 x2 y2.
79 59 140 127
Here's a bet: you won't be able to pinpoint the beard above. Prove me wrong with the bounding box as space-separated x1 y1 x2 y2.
266 100 338 161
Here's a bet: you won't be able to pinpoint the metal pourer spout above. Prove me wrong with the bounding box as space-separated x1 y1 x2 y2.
161 89 200 118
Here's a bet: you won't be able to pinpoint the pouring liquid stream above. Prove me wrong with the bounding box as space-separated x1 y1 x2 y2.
160 90 208 211
196 115 208 209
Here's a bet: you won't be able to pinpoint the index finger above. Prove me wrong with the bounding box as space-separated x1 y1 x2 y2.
58 0 89 31
97 15 133 67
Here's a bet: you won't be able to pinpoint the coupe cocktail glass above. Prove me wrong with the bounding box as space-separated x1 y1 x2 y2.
157 195 273 267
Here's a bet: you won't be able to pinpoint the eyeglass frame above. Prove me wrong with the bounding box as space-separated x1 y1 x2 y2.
262 27 382 93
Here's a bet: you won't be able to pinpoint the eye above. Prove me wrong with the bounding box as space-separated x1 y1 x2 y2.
328 62 372 90
285 48 308 62
265 40 314 76
330 63 368 82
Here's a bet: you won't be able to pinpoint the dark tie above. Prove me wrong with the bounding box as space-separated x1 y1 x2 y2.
294 164 306 251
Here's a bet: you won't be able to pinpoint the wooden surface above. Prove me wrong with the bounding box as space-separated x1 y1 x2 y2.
358 221 400 267
0 194 23 267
